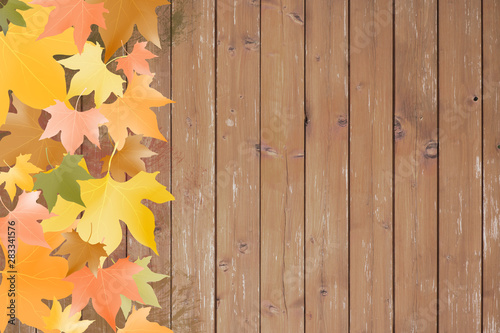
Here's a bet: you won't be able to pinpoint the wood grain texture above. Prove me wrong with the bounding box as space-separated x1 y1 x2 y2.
260 0 305 332
482 0 500 332
394 0 438 332
125 4 172 328
304 1 349 332
171 0 215 332
215 0 260 331
349 0 394 331
438 0 482 331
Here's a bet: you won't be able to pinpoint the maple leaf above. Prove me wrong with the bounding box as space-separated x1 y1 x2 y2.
0 96 66 170
76 171 174 256
86 0 169 61
0 191 53 248
0 154 41 200
43 297 94 333
116 41 157 81
34 154 94 211
58 41 125 108
0 0 30 35
41 196 84 233
0 2 77 126
55 230 108 277
100 74 172 150
0 239 74 331
118 307 172 333
120 256 168 318
40 100 108 154
64 257 144 331
101 134 157 182
32 0 108 53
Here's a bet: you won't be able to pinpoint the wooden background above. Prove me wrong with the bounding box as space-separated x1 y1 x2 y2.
8 0 500 332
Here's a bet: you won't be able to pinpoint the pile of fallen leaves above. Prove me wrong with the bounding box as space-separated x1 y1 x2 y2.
0 0 174 331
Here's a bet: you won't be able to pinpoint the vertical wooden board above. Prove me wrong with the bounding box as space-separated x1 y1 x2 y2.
483 0 500 331
349 0 393 331
438 0 482 331
260 0 305 332
394 0 438 332
304 0 349 332
125 5 172 328
216 0 260 332
171 0 215 331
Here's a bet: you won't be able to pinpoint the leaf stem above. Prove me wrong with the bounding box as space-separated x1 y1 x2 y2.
106 55 127 66
45 148 54 169
75 88 88 111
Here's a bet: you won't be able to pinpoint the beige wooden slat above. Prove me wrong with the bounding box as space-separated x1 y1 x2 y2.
483 0 500 331
171 0 215 331
438 0 482 331
304 0 349 332
394 0 438 331
349 0 394 331
125 5 172 328
215 0 260 331
260 0 305 332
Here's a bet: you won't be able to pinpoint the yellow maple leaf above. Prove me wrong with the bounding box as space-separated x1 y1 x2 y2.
0 1 77 127
100 74 172 150
43 298 94 333
76 171 174 255
41 195 83 233
58 41 125 107
0 154 42 200
118 307 172 333
86 0 169 61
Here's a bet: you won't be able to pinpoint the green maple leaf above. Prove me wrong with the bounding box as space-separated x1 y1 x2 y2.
120 256 169 318
33 154 94 211
0 0 31 35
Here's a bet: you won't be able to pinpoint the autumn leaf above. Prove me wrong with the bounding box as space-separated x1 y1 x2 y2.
0 1 77 126
102 134 156 182
0 191 53 248
43 297 94 333
0 154 41 200
34 154 94 211
56 230 108 277
0 96 66 170
0 239 74 331
0 0 31 35
116 41 157 81
76 171 174 256
40 100 108 154
32 0 108 53
86 0 169 61
59 41 125 107
118 307 172 333
120 256 168 318
65 257 144 331
100 74 172 150
41 195 84 233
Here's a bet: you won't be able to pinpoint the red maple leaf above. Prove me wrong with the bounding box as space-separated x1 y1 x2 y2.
33 0 108 53
64 257 144 331
116 42 157 81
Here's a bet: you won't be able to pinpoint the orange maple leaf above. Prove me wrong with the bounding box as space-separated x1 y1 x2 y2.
65 257 144 331
116 41 157 81
0 238 73 331
32 0 108 53
118 307 172 333
40 100 108 154
0 191 54 248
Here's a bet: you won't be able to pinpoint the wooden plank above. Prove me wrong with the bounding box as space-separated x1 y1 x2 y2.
394 0 438 332
483 0 500 331
304 0 349 332
349 0 393 331
260 0 305 332
125 5 172 328
438 0 482 331
171 0 215 331
215 0 260 331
